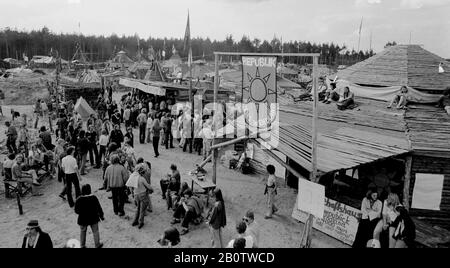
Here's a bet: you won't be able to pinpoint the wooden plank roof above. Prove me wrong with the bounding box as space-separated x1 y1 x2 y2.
338 45 450 92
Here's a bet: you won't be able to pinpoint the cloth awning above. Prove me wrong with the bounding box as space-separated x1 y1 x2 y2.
119 78 166 96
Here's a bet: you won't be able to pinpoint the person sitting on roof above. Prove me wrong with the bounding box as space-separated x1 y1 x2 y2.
336 87 355 110
435 87 450 115
387 86 409 109
323 82 340 104
318 77 328 101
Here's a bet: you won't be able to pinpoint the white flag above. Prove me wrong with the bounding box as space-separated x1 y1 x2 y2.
439 63 445 73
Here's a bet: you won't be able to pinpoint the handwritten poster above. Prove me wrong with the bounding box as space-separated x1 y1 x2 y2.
292 197 361 246
297 179 325 219
412 173 444 211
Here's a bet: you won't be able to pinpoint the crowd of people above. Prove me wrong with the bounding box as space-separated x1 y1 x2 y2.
2 90 280 249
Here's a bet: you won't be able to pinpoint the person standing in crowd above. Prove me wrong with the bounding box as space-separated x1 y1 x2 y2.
105 155 129 217
111 110 122 126
132 165 153 229
102 118 112 135
39 126 53 150
226 221 254 248
21 220 53 248
75 184 104 248
98 130 109 165
353 188 382 248
243 210 260 248
146 114 154 144
206 188 227 248
123 105 131 129
5 121 18 154
61 147 82 208
109 124 124 147
55 139 67 200
56 113 68 141
124 127 134 148
151 119 162 157
87 126 100 169
163 113 174 149
264 165 278 219
137 109 148 144
182 113 193 153
77 130 90 175
392 205 416 248
18 123 30 155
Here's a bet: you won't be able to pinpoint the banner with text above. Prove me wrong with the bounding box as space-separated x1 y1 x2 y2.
241 56 277 105
292 197 361 246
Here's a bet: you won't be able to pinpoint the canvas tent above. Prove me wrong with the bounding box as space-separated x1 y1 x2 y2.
79 70 101 84
335 45 450 103
74 97 97 119
108 51 135 69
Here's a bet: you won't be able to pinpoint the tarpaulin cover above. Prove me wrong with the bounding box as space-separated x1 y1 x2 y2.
328 79 442 104
74 97 97 119
119 78 166 96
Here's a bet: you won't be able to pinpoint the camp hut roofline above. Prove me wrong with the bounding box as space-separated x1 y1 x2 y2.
337 45 450 92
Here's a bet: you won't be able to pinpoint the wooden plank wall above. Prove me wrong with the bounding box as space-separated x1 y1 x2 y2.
410 155 450 230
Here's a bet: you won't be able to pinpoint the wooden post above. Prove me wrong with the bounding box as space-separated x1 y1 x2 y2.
403 156 412 210
300 55 319 248
212 53 219 184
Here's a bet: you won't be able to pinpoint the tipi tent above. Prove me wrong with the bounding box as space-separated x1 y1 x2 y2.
108 51 135 69
335 45 450 103
74 97 97 119
79 70 102 84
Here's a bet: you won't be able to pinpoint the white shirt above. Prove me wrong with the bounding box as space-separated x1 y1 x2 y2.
382 200 398 223
99 135 109 146
267 174 276 187
61 155 78 174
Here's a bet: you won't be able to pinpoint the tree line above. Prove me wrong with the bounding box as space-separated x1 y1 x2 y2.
0 27 374 66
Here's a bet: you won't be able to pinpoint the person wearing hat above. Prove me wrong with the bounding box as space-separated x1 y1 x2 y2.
75 184 104 248
21 220 53 248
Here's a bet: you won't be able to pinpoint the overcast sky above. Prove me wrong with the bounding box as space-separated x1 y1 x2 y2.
1 0 449 57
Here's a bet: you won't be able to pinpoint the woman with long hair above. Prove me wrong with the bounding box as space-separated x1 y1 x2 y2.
373 192 401 248
392 205 416 248
352 188 382 248
207 188 227 248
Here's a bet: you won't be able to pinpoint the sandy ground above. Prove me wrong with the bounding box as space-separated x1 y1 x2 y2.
0 101 348 249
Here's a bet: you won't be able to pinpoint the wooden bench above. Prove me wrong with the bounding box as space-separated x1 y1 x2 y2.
413 218 450 248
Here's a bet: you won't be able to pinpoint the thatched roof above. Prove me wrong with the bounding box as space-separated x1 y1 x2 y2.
337 45 450 92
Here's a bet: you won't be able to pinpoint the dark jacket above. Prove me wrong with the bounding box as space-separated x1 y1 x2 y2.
77 137 90 155
22 232 53 248
110 129 124 145
75 195 104 226
208 201 226 230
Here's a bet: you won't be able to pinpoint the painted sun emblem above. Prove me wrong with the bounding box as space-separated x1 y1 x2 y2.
243 67 276 104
